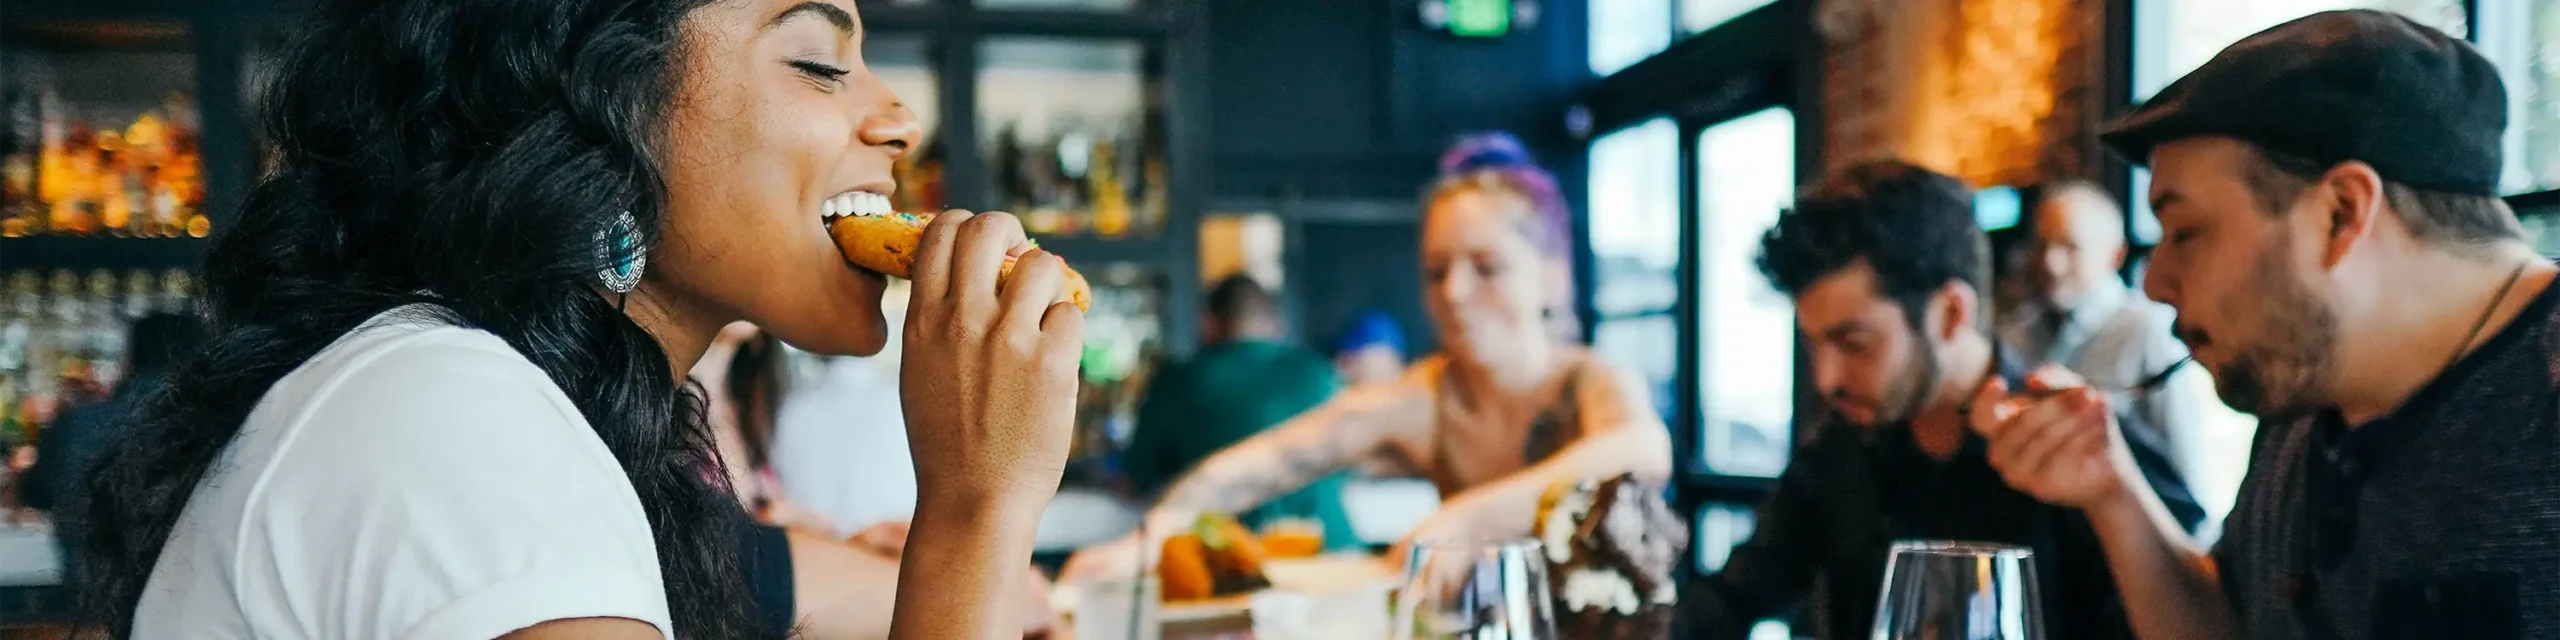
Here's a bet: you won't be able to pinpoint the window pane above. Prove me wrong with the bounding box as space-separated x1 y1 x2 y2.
2482 0 2560 193
1697 108 1796 479
1594 315 1677 423
868 36 945 212
1590 0 1674 76
1680 0 1777 34
978 38 1166 238
2133 0 2467 102
1693 502 1755 572
1589 118 1681 316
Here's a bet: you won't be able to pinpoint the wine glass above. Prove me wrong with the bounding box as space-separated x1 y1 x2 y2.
1391 538 1557 640
1871 540 2044 640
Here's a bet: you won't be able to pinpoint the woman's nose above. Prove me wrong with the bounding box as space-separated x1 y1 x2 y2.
857 101 922 161
1435 268 1475 301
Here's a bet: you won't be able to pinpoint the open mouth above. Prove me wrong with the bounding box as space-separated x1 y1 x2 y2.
819 191 895 227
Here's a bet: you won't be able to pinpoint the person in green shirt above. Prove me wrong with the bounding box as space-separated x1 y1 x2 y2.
1122 274 1361 549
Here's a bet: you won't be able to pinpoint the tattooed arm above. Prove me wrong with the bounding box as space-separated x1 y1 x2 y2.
1400 358 1673 546
1142 367 1434 532
1060 366 1431 580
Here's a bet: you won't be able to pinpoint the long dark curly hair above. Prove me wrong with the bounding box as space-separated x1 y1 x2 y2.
73 0 757 636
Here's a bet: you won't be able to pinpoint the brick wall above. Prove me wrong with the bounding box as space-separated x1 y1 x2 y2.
1815 0 2107 187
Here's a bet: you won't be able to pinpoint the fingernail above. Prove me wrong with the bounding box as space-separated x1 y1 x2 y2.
1007 244 1031 258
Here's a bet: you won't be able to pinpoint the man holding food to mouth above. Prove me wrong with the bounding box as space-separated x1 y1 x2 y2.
1972 10 2560 640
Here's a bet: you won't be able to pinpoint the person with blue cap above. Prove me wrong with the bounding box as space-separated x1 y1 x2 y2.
1976 11 2560 639
1332 309 1409 388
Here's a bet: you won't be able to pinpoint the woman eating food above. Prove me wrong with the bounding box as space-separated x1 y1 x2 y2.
72 1 1084 638
1062 133 1673 580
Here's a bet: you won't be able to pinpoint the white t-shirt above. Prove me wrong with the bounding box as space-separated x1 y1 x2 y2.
134 307 674 639
770 355 914 538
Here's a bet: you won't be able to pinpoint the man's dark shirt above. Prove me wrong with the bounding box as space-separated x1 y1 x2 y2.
1674 356 2204 639
2216 280 2560 640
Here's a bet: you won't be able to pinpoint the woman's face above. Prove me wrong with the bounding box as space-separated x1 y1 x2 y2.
657 0 919 357
1421 190 1554 370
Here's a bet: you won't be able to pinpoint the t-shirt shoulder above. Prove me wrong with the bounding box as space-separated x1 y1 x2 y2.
137 311 674 640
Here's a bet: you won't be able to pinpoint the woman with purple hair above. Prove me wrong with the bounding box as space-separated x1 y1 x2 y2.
1064 132 1672 579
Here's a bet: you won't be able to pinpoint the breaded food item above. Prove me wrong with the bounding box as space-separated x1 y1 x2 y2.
826 211 1093 312
1158 533 1217 601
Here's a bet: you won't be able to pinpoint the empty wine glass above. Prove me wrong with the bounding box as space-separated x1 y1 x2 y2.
1871 540 2044 640
1391 538 1557 640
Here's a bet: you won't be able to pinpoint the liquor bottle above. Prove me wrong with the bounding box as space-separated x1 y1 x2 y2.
0 272 35 375
123 269 155 318
1087 139 1131 237
160 269 194 314
0 83 37 237
85 270 125 389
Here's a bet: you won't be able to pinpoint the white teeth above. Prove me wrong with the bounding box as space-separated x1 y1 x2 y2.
823 192 894 219
850 192 892 216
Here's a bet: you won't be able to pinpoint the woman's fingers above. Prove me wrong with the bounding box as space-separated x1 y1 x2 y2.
908 210 973 308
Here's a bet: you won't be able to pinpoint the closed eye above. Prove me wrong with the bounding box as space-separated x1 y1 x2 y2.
789 60 851 89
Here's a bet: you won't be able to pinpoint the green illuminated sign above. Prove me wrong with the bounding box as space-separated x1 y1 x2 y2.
1446 0 1511 37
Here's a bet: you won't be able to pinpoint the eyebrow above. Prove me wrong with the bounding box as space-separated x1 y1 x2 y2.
1820 320 1869 343
2149 191 2185 215
773 2 859 38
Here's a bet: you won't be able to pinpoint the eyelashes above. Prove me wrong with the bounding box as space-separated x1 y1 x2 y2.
788 59 852 89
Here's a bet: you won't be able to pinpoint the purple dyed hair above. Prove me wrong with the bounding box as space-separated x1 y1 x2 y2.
1429 132 1575 259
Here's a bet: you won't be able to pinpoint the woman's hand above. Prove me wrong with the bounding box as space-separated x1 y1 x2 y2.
898 209 1084 514
890 210 1086 640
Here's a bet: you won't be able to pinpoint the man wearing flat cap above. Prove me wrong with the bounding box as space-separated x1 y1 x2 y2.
1970 10 2560 640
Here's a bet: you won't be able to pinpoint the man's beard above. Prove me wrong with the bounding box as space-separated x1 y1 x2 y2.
2204 233 2337 419
1874 341 1944 426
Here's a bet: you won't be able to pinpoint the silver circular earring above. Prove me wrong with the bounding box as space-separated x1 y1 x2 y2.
597 210 646 294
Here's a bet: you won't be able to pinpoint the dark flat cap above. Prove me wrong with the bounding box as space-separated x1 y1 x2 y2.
2100 10 2506 195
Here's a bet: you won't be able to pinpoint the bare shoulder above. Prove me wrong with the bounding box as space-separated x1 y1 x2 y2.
497 617 665 640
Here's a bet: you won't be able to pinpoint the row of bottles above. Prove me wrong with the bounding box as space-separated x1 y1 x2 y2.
1064 270 1164 485
989 116 1169 239
0 269 198 450
0 80 211 239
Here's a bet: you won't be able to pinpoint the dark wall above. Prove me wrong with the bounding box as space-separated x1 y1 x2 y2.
1206 0 1591 203
1296 220 1435 356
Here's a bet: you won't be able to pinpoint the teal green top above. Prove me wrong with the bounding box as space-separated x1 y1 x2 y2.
1124 339 1361 549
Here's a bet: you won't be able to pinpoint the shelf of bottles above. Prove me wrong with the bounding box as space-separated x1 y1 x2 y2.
0 28 211 241
1063 264 1166 485
980 37 1169 240
0 268 196 451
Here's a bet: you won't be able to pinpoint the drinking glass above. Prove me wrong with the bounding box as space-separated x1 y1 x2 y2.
1871 540 2044 640
1391 538 1557 640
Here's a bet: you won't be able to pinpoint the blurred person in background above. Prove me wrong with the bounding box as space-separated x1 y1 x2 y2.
1063 132 1672 580
1331 309 1409 388
21 312 205 582
70 1 1085 637
2001 180 2241 535
694 321 1061 639
770 281 918 542
1121 274 1358 549
1674 160 2200 640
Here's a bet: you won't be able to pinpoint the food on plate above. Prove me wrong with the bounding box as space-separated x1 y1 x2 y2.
1156 513 1273 602
822 197 1093 311
1260 517 1325 559
1533 473 1688 640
